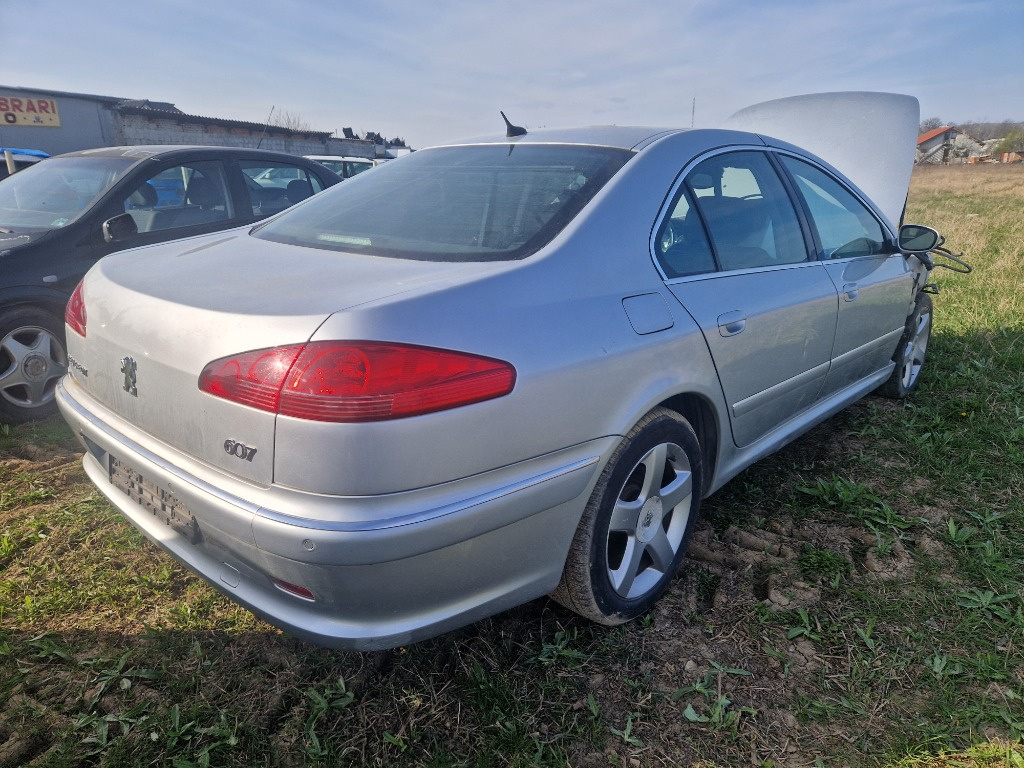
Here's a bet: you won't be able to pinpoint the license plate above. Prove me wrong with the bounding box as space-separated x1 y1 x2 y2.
109 455 201 544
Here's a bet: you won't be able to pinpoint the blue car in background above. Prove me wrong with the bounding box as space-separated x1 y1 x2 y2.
0 147 49 180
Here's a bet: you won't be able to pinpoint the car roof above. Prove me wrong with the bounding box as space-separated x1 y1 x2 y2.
305 155 374 162
441 125 685 152
55 145 322 163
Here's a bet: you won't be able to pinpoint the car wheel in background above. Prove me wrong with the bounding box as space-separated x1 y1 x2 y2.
552 407 703 624
878 292 932 399
0 307 68 423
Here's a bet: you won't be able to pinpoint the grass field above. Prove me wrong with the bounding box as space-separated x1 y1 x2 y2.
1 164 1022 767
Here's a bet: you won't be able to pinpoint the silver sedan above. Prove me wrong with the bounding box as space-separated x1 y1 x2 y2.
57 93 947 650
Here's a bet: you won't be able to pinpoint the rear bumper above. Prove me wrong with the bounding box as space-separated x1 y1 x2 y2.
57 378 611 650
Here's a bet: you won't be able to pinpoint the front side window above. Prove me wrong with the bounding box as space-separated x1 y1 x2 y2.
779 156 887 259
122 161 231 233
0 156 134 230
254 144 633 262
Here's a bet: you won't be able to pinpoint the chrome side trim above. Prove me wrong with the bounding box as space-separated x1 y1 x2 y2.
731 361 829 419
830 328 903 368
252 455 599 533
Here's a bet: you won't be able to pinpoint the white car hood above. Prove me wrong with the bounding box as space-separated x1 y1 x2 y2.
724 92 919 227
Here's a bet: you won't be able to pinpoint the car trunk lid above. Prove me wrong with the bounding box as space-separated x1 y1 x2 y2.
66 229 501 484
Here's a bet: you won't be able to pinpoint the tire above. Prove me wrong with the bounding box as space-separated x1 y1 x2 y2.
551 408 703 625
0 306 68 423
878 292 932 399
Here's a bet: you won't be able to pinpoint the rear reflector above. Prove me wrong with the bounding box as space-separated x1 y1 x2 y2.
65 280 87 338
272 578 315 601
199 341 515 422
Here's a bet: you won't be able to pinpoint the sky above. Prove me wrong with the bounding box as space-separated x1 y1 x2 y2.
2 0 1022 149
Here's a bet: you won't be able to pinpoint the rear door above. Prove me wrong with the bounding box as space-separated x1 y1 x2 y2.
655 149 839 448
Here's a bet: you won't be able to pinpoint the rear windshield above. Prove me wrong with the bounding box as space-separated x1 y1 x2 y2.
253 144 633 261
0 156 135 230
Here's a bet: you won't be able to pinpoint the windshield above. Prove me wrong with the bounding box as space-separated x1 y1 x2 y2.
0 156 135 230
253 144 633 261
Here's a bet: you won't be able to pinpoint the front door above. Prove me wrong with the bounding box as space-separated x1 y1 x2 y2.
777 155 913 397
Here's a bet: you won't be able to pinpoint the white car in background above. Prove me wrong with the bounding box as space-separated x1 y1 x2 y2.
304 155 377 179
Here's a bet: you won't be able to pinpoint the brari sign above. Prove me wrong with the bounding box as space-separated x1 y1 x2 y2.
0 94 60 127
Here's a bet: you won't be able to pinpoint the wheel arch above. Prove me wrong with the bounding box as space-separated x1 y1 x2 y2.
655 391 720 496
0 302 70 422
0 289 71 322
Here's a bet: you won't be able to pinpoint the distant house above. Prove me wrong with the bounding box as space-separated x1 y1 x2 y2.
916 126 985 164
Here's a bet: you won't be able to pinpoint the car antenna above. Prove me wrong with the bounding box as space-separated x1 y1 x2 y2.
256 105 275 149
500 111 527 137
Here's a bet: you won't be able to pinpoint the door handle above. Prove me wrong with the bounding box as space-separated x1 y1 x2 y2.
717 310 747 337
842 282 859 302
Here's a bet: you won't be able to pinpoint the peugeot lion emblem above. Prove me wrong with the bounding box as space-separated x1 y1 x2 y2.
120 356 138 397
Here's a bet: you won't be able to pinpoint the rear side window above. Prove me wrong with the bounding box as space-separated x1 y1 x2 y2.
253 144 633 261
689 152 807 271
779 156 887 259
312 159 344 174
344 160 373 177
240 162 326 219
654 150 807 276
653 186 716 278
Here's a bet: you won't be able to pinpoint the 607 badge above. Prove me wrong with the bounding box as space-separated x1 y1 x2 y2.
223 439 257 462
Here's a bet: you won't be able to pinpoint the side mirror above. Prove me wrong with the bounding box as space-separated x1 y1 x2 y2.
898 224 939 253
102 212 139 243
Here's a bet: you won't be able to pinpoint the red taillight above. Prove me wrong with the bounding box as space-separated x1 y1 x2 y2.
199 345 302 413
65 281 87 338
199 341 516 422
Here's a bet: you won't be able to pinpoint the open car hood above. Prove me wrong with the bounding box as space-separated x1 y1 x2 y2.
724 92 919 227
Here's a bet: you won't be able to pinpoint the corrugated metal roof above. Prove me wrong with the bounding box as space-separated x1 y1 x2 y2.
117 99 182 113
114 103 333 139
0 84 128 105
